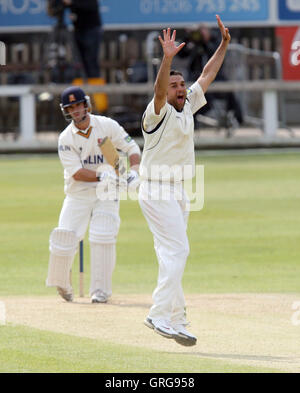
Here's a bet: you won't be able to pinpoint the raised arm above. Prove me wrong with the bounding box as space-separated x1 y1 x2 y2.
198 15 231 93
154 28 185 115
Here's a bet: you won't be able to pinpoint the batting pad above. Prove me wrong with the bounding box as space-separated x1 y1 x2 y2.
89 243 116 297
89 209 120 244
46 228 78 288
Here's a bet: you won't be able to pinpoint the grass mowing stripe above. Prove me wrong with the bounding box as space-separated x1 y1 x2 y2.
0 324 281 373
1 153 300 295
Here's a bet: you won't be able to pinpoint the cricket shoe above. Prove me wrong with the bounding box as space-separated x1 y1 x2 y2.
57 286 73 302
172 324 197 346
144 317 178 339
91 290 108 304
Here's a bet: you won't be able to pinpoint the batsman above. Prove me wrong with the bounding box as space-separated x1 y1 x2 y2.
46 86 140 303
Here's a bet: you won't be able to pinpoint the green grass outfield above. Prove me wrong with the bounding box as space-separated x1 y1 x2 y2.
0 151 300 373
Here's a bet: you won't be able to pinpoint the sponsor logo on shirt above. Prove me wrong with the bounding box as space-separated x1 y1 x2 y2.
59 145 71 152
83 155 104 165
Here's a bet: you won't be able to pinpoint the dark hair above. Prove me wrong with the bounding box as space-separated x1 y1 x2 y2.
170 70 183 77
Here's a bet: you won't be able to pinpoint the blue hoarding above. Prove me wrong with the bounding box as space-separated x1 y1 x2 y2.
102 0 270 26
0 0 271 32
278 0 300 20
0 0 54 30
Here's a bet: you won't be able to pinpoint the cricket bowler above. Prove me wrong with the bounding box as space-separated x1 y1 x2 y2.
139 15 230 346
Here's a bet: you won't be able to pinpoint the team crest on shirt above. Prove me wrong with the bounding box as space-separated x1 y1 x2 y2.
186 88 193 94
124 135 132 143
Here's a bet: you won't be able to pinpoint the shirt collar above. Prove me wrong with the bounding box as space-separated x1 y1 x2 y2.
71 114 94 134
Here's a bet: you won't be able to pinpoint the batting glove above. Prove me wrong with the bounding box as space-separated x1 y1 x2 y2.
96 171 125 200
127 169 140 192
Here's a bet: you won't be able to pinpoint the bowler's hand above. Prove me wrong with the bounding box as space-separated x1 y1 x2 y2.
158 28 186 59
216 15 231 43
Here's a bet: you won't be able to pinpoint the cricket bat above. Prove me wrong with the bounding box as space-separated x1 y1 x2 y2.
98 136 126 175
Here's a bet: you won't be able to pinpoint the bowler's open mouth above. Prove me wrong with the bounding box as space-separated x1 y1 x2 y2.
177 94 185 103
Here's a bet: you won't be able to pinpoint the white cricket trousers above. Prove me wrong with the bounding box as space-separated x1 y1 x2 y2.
58 191 120 296
138 181 190 324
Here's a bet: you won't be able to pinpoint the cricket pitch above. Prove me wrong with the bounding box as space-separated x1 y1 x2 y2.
3 293 300 373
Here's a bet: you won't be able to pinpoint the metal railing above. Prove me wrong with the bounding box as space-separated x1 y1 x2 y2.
1 79 300 144
0 36 297 145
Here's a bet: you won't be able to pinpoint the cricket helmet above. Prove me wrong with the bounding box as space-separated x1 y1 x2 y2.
60 86 92 121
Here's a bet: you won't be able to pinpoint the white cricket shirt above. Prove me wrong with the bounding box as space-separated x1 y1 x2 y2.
58 114 140 196
140 81 206 181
